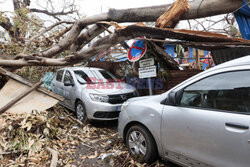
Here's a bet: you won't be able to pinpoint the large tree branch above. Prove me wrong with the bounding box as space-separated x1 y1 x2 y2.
39 14 108 58
105 0 242 22
37 0 242 59
70 24 109 52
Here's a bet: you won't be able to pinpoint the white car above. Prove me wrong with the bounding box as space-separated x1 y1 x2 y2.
51 67 137 122
118 56 250 167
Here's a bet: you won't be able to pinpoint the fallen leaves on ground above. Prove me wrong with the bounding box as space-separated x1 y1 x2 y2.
0 106 167 167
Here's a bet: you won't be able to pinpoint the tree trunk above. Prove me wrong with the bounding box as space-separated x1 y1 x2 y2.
105 0 242 22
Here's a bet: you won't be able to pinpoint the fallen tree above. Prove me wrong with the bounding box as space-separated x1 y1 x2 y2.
38 0 243 58
0 25 249 68
0 0 246 68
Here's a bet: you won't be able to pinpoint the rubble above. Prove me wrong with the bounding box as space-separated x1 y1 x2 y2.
0 107 167 167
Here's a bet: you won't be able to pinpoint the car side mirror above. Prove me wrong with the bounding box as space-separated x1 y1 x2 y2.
162 89 183 106
166 91 177 106
64 81 74 87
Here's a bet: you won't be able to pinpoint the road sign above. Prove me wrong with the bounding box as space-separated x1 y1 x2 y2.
138 66 157 79
128 39 147 62
139 58 154 68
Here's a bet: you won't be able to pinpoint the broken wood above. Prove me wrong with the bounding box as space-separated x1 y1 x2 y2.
0 80 43 114
156 0 190 28
0 67 64 101
47 147 58 167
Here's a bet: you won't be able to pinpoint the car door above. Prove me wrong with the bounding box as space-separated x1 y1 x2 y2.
63 70 76 110
52 70 65 96
161 70 250 167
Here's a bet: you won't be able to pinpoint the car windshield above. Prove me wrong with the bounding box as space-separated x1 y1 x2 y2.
94 70 117 82
74 70 117 84
74 70 94 84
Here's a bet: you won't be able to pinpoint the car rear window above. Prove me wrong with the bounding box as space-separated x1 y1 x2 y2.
56 70 64 82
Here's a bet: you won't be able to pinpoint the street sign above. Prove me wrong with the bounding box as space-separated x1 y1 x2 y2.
139 58 154 68
128 39 147 62
138 66 157 79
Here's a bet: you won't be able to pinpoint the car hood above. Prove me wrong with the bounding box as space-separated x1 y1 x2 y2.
127 94 166 103
82 82 136 95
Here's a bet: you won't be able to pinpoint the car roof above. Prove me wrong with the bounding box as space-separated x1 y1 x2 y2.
58 66 103 71
207 55 250 72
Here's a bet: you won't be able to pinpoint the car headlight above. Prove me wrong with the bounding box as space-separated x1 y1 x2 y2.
121 101 130 112
89 94 109 103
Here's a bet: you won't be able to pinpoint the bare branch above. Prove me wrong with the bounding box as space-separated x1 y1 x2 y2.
193 19 207 31
22 20 74 53
29 8 77 17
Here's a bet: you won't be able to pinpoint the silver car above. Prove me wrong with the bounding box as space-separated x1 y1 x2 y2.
118 56 250 167
51 67 137 121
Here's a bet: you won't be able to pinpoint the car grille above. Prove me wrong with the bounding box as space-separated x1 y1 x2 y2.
108 92 136 104
93 111 120 118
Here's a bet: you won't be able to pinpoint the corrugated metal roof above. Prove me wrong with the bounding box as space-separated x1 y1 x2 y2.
212 48 250 65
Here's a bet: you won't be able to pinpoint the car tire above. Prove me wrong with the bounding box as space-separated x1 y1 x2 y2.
75 101 88 123
126 125 158 163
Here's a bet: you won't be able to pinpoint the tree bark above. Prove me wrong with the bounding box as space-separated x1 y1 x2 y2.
70 24 109 52
105 0 242 22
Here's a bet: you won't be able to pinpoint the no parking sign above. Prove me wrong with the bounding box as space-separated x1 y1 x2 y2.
128 39 147 62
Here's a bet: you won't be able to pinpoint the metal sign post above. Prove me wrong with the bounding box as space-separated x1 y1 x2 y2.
138 58 156 96
148 78 153 96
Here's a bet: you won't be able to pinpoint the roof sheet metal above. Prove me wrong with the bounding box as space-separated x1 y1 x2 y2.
211 47 250 65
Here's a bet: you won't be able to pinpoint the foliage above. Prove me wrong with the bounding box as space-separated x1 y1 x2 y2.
0 12 8 24
0 107 167 166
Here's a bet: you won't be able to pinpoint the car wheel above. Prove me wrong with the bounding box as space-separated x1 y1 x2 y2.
126 125 158 163
75 101 88 123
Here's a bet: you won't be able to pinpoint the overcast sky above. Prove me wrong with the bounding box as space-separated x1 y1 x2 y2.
0 0 230 37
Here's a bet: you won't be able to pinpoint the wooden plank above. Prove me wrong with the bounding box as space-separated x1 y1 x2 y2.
0 67 64 101
0 81 43 114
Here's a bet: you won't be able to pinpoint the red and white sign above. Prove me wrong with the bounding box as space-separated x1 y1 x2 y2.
128 39 147 62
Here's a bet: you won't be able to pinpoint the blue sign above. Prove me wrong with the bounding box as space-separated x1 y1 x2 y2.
128 39 147 62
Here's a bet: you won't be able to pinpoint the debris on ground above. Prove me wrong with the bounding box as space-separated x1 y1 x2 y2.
0 106 167 167
0 67 63 114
